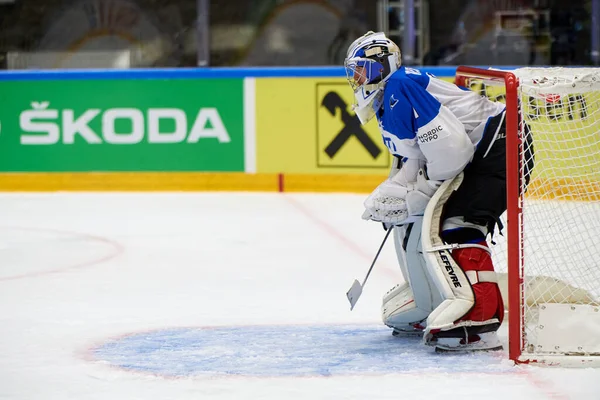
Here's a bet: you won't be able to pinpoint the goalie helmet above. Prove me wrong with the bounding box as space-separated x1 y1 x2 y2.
344 31 402 125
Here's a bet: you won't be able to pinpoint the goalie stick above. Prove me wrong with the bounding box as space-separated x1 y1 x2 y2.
346 227 393 310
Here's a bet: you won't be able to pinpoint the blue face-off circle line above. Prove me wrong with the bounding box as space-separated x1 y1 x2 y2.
90 324 512 378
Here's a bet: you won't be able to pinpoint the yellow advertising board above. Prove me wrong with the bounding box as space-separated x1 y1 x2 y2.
458 77 599 196
255 78 391 175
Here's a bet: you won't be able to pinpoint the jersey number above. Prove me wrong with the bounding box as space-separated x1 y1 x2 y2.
383 136 397 152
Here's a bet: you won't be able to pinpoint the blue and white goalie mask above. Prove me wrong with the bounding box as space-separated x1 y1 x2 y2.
344 31 402 125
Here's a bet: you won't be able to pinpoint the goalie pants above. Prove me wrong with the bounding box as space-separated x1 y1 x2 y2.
442 110 534 238
438 111 534 328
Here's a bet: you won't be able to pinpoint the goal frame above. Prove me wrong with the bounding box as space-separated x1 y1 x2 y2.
454 66 524 364
455 66 600 367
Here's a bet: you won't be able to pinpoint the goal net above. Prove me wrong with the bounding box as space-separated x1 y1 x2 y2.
455 67 600 366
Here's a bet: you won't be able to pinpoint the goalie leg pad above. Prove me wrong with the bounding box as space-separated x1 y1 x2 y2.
382 219 444 334
452 241 504 326
430 241 505 340
420 174 504 343
381 282 428 334
425 241 504 341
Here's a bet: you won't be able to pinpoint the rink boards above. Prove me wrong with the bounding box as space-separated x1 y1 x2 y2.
0 66 596 197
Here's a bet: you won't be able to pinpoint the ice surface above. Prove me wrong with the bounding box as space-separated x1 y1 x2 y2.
0 192 598 400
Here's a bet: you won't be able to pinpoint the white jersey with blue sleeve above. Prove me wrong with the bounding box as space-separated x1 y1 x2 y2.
376 67 505 181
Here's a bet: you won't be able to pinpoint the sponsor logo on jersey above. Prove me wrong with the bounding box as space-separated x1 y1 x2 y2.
418 125 442 143
390 95 398 109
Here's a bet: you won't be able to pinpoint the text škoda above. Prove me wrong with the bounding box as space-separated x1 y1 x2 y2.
19 102 231 145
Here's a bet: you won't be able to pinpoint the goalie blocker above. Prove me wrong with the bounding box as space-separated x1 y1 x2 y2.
382 110 517 351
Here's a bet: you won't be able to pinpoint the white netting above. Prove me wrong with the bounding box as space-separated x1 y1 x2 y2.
516 68 600 358
461 67 600 361
515 67 600 96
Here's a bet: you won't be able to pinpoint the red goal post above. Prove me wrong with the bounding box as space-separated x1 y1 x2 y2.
454 66 600 366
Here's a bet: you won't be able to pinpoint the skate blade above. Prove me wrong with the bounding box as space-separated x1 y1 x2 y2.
392 330 423 338
434 344 503 353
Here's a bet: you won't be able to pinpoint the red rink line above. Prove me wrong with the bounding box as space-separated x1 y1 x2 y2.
0 226 124 282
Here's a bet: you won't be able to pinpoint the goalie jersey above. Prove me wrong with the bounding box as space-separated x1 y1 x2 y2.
376 66 505 181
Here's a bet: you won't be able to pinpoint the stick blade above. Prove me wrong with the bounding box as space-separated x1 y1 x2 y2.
346 279 363 310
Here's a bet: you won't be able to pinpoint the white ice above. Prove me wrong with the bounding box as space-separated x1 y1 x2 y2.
0 192 599 400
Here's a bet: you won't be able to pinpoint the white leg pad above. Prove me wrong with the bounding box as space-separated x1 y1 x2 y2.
382 217 444 331
419 173 477 337
381 282 430 331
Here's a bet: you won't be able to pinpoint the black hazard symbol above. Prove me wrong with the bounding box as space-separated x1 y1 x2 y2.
321 92 381 159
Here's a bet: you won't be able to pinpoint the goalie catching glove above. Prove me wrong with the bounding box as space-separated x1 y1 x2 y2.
363 168 442 225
